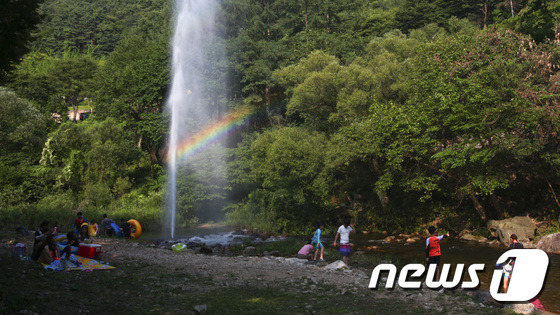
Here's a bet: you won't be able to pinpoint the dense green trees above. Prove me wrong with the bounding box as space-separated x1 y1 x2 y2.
2 0 560 232
0 0 44 81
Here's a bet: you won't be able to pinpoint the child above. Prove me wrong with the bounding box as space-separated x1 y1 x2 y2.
333 219 354 265
120 218 131 238
312 223 324 261
32 220 60 264
52 221 60 235
61 231 79 259
88 220 99 237
101 214 116 236
79 225 91 243
502 234 524 292
425 226 449 281
297 240 314 261
71 211 87 235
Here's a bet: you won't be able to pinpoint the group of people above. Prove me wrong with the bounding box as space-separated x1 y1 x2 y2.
297 220 355 264
30 212 131 265
297 222 523 293
31 220 82 265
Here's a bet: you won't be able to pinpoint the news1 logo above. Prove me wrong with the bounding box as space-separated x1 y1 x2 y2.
369 249 549 302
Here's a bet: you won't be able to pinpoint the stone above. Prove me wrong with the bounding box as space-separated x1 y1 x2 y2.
193 304 207 314
487 216 537 245
503 302 538 314
458 230 487 243
465 290 502 308
536 232 560 254
323 260 348 270
242 246 256 255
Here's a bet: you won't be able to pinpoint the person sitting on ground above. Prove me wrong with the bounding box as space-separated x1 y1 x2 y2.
52 221 60 235
32 220 60 264
311 223 325 261
120 218 131 238
297 240 314 261
79 225 91 243
61 231 80 259
101 214 116 236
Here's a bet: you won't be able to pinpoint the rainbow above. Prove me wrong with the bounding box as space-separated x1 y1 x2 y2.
168 107 253 162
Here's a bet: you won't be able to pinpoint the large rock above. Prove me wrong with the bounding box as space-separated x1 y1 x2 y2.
458 230 488 243
503 303 538 314
323 260 348 270
536 232 560 254
487 216 536 245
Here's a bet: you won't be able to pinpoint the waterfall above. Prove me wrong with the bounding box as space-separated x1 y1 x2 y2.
166 0 221 239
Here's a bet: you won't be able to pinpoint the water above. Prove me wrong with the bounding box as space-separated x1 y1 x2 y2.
353 234 560 312
166 0 222 239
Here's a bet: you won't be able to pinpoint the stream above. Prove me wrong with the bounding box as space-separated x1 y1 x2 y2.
352 233 559 313
139 227 559 313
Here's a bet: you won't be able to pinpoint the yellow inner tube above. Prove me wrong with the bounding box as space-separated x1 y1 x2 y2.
81 222 98 236
127 219 142 240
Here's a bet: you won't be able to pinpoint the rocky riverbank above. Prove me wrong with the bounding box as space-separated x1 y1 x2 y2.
0 233 504 314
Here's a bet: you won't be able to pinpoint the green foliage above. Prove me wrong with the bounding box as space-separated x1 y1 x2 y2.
4 0 560 235
174 145 229 226
227 127 330 233
40 118 143 195
31 0 172 57
95 34 170 168
0 87 47 163
0 0 43 81
8 51 99 119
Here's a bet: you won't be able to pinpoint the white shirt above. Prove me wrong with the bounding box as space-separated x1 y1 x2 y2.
337 225 353 244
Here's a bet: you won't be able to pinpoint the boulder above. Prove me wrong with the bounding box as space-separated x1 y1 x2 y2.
458 230 487 243
503 303 538 314
193 304 207 314
487 217 536 245
323 260 348 270
536 232 560 254
242 246 256 256
465 290 502 308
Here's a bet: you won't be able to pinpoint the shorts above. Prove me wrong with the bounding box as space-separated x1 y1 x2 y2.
313 242 323 250
503 271 511 279
340 243 351 257
297 253 312 260
427 256 441 266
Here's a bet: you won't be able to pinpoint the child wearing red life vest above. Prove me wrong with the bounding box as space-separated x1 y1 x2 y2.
71 211 88 235
425 226 449 281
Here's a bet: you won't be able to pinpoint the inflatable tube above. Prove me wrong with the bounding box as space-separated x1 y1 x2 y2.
127 219 142 240
172 243 187 252
58 243 79 254
86 223 98 237
53 234 67 243
110 222 123 237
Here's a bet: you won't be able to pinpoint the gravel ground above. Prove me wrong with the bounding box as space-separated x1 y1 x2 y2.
0 234 503 314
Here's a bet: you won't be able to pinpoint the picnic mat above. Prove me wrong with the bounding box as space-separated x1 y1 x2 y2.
42 255 115 272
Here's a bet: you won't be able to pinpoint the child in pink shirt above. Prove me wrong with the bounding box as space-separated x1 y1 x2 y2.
297 241 314 261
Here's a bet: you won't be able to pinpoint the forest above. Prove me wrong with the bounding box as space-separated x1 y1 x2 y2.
1 0 560 235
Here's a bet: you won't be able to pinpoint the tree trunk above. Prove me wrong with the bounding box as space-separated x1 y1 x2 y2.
490 192 505 219
482 2 488 29
372 159 390 209
304 0 308 30
470 192 487 220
